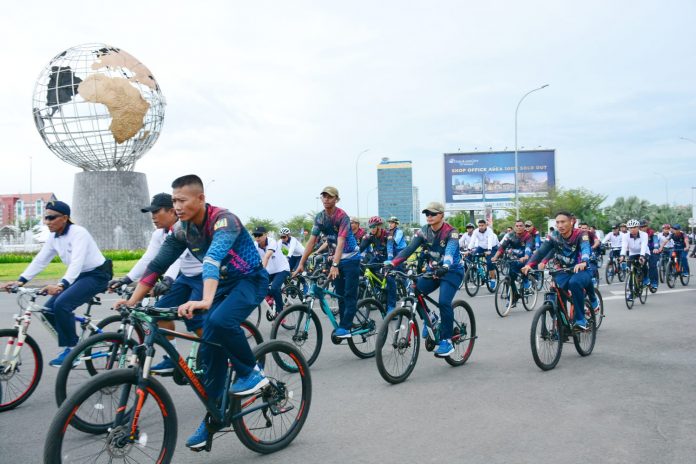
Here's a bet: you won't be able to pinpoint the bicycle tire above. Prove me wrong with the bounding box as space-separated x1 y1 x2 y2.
639 281 648 304
464 266 480 297
590 288 604 329
348 298 384 359
530 303 563 371
375 307 420 384
445 300 476 367
573 301 596 356
495 277 513 317
658 260 665 283
0 329 43 412
617 264 627 282
680 270 690 286
605 262 615 284
270 304 322 367
95 314 145 344
44 369 177 463
625 273 635 309
250 304 262 328
521 277 538 312
666 262 676 288
230 340 311 454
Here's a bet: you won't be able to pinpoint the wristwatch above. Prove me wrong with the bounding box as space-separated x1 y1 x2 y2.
332 262 339 268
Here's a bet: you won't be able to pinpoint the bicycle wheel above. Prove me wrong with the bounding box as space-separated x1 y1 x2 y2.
666 262 676 288
494 277 513 317
44 369 177 464
530 303 563 371
95 315 145 344
242 320 264 350
348 298 384 359
464 266 480 297
534 272 545 291
605 262 615 284
250 304 262 328
446 300 476 366
596 255 604 268
231 340 312 454
270 304 322 367
625 274 635 309
521 277 538 311
0 329 42 412
589 289 604 329
658 260 665 283
281 284 304 307
617 264 627 282
680 269 690 286
639 279 648 304
375 307 420 384
573 302 597 356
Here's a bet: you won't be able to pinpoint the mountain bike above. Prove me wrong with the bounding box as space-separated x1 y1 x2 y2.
494 266 538 317
463 253 497 296
358 262 408 308
44 305 311 463
529 268 597 371
658 249 672 283
270 270 385 366
666 250 690 288
623 257 648 309
604 249 625 284
0 286 127 412
375 268 476 384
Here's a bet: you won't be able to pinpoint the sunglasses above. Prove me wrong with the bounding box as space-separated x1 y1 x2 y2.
424 211 441 217
44 215 63 221
280 235 288 239
253 233 264 237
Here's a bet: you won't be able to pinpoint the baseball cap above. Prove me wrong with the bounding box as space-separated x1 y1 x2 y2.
524 220 533 226
421 201 445 214
350 216 360 224
141 193 173 213
253 226 268 235
320 186 339 198
45 200 71 221
673 224 682 230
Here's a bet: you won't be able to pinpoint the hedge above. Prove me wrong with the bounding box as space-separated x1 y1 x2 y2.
0 249 146 264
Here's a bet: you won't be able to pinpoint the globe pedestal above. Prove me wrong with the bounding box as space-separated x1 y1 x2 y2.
71 171 153 250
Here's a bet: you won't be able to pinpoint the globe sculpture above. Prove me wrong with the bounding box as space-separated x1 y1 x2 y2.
32 43 166 249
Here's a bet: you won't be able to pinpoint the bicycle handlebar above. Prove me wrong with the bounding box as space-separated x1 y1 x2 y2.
6 286 47 296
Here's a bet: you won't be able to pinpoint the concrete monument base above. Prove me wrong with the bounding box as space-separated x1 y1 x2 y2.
71 171 153 250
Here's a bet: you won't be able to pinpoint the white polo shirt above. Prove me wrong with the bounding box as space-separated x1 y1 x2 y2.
256 237 290 275
280 236 305 257
127 228 202 281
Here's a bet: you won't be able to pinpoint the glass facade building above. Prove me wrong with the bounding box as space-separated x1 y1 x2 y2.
377 159 413 223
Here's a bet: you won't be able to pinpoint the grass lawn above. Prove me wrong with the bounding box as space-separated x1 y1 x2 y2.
0 261 139 282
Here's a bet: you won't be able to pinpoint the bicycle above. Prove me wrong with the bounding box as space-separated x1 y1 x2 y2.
666 250 690 288
529 267 597 371
604 249 626 284
623 257 648 309
463 253 497 296
53 304 264 433
44 304 311 463
0 286 128 412
374 268 477 384
358 262 408 308
658 249 672 284
270 270 385 366
494 264 538 317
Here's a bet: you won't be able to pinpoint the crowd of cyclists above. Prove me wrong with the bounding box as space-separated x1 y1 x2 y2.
0 174 693 462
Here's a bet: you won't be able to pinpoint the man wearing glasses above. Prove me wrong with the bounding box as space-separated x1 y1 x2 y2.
1 200 112 366
294 186 360 339
524 220 541 251
387 202 463 357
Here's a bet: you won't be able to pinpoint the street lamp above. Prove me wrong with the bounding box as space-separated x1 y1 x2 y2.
515 84 549 219
354 149 370 219
653 172 669 205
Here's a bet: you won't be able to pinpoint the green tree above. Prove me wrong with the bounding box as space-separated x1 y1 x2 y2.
604 196 652 225
281 213 314 239
245 217 277 233
17 218 40 233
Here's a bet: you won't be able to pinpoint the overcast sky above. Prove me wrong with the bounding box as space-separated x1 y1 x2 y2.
1 1 695 223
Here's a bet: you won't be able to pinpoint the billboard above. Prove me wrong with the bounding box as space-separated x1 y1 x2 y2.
444 150 556 211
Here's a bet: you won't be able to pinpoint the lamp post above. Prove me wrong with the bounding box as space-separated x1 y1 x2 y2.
653 172 669 205
354 149 370 219
514 84 549 219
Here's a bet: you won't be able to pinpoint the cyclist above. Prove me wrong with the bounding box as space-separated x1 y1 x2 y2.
1 200 112 366
360 216 388 263
115 174 269 450
253 226 291 317
492 219 533 308
459 223 475 252
109 193 205 374
603 224 623 264
521 211 593 330
351 217 366 243
279 227 305 271
387 201 464 357
640 219 659 291
657 224 690 277
294 186 361 339
620 219 650 300
385 216 408 314
467 218 499 290
579 222 601 291
655 223 674 272
524 220 541 251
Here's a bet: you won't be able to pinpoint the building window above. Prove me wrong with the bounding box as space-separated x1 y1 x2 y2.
35 200 43 218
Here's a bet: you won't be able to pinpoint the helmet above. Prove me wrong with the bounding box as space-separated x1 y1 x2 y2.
388 216 399 224
368 216 384 227
619 223 627 228
673 223 682 230
279 227 290 235
524 220 533 226
662 223 671 229
466 223 475 228
626 219 640 228
639 219 648 227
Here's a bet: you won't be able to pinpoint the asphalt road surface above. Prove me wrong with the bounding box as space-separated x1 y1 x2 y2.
1 274 694 464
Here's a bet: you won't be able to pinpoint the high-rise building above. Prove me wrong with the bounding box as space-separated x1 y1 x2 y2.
377 158 413 223
412 186 420 225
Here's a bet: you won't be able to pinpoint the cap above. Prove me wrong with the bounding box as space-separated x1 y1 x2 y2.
141 193 173 213
253 226 268 234
524 220 533 226
421 201 445 214
466 223 475 228
350 217 360 224
673 224 682 230
320 186 339 198
45 200 71 217
612 224 619 229
639 219 648 227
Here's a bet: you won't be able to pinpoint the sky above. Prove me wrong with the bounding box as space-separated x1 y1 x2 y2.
1 1 696 223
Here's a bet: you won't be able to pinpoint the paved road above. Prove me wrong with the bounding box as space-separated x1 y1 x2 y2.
1 276 695 464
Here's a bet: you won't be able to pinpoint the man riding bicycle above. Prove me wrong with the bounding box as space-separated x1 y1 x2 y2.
639 219 659 291
492 220 533 308
387 201 463 357
253 226 291 317
521 211 594 330
279 227 305 271
657 223 690 277
467 218 499 290
620 219 650 300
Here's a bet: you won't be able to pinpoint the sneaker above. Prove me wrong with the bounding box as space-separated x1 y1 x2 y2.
49 347 72 367
642 277 650 286
151 355 175 374
522 280 531 289
626 293 633 302
434 339 454 357
574 320 588 331
186 419 210 450
510 298 518 308
489 279 497 290
334 327 352 339
683 273 690 277
422 313 439 338
590 298 600 313
230 370 269 396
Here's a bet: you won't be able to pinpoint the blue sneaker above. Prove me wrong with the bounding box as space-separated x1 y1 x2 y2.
590 298 600 312
230 370 269 396
151 355 175 374
522 279 531 290
186 419 210 450
574 320 588 331
334 327 352 339
683 273 690 277
49 347 72 367
642 277 650 286
489 279 497 290
422 313 439 338
434 339 454 357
